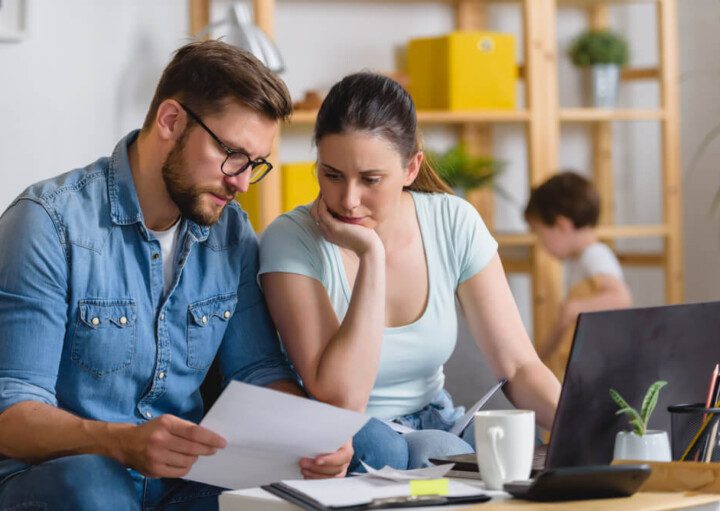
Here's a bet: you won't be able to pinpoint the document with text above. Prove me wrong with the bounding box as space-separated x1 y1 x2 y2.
185 381 369 489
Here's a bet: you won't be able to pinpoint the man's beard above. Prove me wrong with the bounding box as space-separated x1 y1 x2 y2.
161 132 234 227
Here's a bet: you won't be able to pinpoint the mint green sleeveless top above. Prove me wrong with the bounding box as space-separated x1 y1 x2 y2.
259 192 497 419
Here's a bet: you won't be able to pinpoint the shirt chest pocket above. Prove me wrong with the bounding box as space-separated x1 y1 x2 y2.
71 299 136 378
187 294 238 371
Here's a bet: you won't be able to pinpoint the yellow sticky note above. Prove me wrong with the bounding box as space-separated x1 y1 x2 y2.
409 478 449 496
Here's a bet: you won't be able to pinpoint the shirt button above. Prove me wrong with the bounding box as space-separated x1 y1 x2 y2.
145 411 152 419
223 310 231 319
152 252 160 260
158 371 166 380
119 316 127 325
201 315 208 324
91 317 100 326
159 313 165 321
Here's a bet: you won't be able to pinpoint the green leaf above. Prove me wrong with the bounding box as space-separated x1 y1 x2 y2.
640 380 668 429
614 406 644 428
568 29 629 67
610 388 644 435
629 418 645 436
609 388 632 410
426 144 504 192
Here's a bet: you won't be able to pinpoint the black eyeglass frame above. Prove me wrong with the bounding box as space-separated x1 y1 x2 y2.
178 102 273 184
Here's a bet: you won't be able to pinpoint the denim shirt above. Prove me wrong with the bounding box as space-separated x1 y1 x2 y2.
0 131 295 477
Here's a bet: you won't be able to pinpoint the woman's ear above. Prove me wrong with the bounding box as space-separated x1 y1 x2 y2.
403 151 423 187
155 99 186 142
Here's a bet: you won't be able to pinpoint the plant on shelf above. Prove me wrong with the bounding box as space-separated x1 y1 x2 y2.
610 380 667 436
610 380 671 462
568 29 629 108
426 143 504 195
568 29 629 68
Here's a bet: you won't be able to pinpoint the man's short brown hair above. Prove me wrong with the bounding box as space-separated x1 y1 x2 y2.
142 40 292 130
524 171 600 228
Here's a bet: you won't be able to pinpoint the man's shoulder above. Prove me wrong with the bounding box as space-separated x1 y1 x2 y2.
204 200 255 251
10 159 112 249
18 158 109 209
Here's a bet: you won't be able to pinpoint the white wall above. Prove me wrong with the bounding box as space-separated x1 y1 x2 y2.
678 0 720 303
0 0 718 315
0 0 188 202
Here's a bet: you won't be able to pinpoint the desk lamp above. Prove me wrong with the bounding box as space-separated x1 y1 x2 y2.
195 2 285 74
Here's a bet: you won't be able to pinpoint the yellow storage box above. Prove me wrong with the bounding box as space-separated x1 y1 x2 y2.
281 161 318 213
407 31 517 110
236 161 318 233
236 185 262 232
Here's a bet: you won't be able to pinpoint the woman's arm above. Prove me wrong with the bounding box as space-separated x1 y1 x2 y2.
456 254 561 429
260 211 386 412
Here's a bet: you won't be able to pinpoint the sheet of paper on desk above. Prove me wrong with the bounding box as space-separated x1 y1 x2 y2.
358 461 455 481
184 381 369 489
449 379 507 436
280 476 488 508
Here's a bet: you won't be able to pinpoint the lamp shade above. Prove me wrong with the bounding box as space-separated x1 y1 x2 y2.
194 2 285 74
226 3 285 73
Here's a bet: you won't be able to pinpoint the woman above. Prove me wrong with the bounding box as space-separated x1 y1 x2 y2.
259 73 560 471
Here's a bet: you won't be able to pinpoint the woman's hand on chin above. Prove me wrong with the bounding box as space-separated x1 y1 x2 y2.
312 197 383 258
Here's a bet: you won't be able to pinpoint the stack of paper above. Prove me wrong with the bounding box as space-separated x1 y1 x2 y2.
273 475 487 508
185 381 369 489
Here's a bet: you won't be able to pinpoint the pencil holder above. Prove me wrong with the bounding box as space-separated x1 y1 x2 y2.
668 403 720 462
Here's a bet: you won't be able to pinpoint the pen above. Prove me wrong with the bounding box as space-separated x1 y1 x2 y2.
368 494 490 508
696 364 720 461
368 495 448 508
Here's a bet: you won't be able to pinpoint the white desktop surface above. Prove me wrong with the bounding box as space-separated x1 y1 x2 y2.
219 486 720 511
219 485 498 511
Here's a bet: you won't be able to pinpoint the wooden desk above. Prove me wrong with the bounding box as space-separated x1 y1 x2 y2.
468 492 720 510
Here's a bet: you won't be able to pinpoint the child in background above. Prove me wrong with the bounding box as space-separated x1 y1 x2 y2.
524 171 632 380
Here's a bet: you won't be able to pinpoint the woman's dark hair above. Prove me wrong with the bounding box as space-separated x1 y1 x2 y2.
313 72 452 194
524 171 600 228
142 40 292 130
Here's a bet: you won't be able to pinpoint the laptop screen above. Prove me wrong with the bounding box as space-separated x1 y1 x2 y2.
545 301 720 468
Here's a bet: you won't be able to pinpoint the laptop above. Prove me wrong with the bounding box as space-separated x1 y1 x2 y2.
435 301 720 472
546 300 720 467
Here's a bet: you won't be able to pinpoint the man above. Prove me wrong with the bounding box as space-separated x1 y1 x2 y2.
0 41 351 510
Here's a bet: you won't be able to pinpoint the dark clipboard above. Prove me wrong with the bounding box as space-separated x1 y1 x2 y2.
262 482 491 510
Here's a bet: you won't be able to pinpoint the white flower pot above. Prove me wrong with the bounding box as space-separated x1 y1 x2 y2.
613 430 672 462
591 64 620 108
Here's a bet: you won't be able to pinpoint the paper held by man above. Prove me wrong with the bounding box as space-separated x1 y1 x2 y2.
184 381 369 489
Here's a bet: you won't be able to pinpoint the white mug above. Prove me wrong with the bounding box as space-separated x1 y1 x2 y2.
474 410 535 490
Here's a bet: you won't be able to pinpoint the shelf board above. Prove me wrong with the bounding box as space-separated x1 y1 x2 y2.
418 110 530 123
496 233 535 247
560 108 665 122
495 224 669 247
557 0 655 5
290 109 530 126
292 108 662 125
288 110 318 125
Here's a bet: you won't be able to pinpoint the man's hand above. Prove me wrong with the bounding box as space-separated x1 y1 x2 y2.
112 414 226 478
299 440 353 479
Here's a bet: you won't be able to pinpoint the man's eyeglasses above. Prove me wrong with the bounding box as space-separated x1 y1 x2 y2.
178 102 273 184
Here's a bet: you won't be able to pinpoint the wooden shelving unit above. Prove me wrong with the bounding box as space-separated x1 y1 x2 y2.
290 109 532 125
188 0 683 344
559 108 666 122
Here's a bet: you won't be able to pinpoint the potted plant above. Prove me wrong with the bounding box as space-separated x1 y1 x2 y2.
610 380 672 461
568 29 629 108
426 143 504 197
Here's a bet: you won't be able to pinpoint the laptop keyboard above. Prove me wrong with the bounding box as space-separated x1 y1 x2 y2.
430 444 548 480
